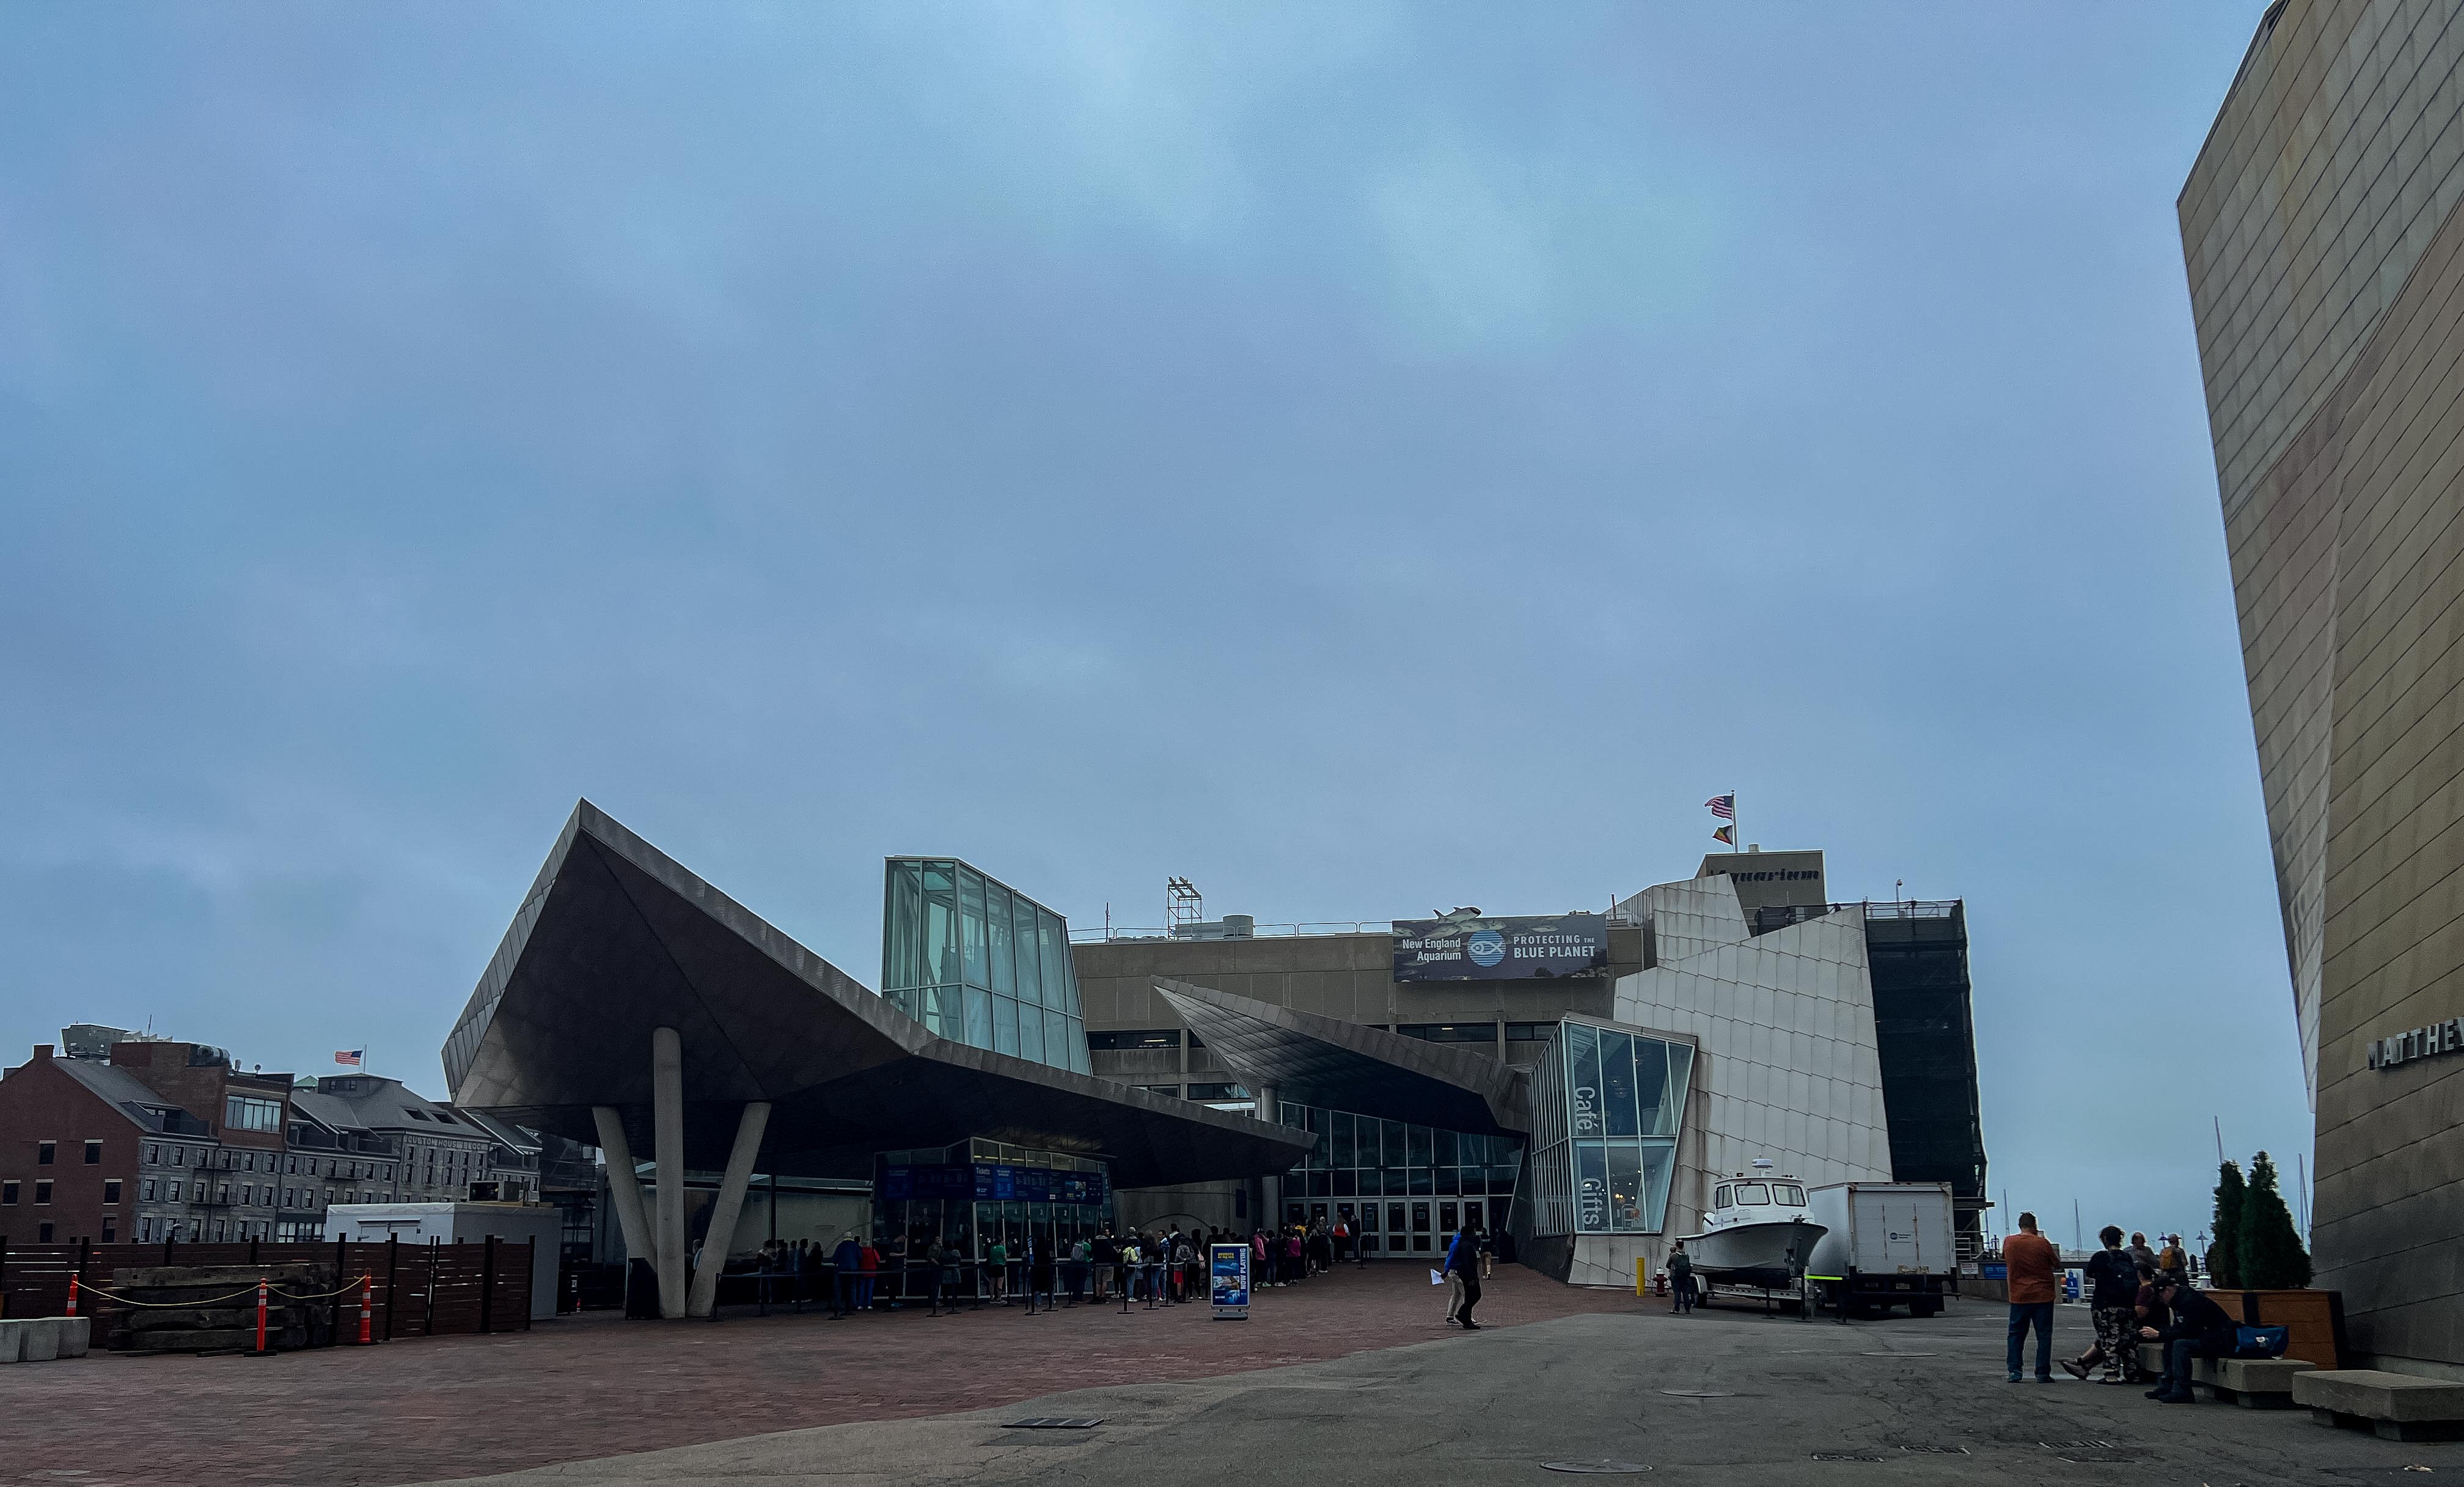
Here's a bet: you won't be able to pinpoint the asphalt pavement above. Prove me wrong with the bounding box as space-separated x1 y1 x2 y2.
422 1296 2449 1486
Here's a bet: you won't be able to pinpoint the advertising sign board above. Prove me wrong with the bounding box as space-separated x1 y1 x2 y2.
1209 1242 1251 1320
1392 912 1609 982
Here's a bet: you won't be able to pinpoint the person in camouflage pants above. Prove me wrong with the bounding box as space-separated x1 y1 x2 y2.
2064 1227 2146 1383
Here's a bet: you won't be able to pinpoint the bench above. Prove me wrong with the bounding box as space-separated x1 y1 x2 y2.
2294 1370 2464 1441
2129 1343 2314 1406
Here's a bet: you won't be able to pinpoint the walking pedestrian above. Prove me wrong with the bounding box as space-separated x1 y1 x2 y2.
2062 1226 2140 1383
1444 1223 1483 1329
986 1235 1010 1304
2003 1211 2059 1383
856 1235 881 1312
2125 1232 2157 1272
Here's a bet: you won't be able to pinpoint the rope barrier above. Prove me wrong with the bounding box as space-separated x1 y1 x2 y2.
268 1276 374 1302
72 1283 267 1308
72 1273 373 1307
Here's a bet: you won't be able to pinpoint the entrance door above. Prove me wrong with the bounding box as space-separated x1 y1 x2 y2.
1462 1201 1484 1236
1410 1201 1432 1253
1387 1202 1407 1256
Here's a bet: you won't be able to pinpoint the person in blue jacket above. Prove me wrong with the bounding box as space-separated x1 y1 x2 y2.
1445 1223 1483 1330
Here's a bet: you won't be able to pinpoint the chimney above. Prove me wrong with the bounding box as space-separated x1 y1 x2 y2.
31 1043 53 1062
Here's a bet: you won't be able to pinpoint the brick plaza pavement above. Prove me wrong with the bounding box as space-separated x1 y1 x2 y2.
6 1262 1645 1487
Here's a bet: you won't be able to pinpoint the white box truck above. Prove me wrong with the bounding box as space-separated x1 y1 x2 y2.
1803 1181 1956 1319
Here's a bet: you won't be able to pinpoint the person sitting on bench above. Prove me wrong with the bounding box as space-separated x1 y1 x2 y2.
2140 1274 2237 1403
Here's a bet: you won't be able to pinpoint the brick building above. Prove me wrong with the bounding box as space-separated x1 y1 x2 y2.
1 1032 554 1247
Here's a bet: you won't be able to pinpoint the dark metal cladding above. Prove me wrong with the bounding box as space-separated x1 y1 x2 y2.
1152 975 1528 1136
441 800 1312 1189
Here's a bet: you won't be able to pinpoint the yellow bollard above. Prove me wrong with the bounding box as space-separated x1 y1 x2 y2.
1636 1257 1649 1297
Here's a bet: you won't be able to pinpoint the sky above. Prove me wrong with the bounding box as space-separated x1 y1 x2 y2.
1 1 2290 1249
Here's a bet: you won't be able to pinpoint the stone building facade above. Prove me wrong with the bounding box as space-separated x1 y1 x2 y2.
2182 0 2464 1375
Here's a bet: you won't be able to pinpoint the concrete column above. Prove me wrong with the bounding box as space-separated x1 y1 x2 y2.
652 1026 687 1319
591 1106 653 1268
1256 1081 1283 1227
685 1101 772 1319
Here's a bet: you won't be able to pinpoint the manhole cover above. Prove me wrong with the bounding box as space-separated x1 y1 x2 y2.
1542 1463 1651 1475
1004 1417 1102 1430
1658 1389 1735 1398
1812 1453 1887 1463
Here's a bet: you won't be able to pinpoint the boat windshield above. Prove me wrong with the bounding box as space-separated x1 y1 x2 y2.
1774 1183 1806 1205
1734 1182 1770 1205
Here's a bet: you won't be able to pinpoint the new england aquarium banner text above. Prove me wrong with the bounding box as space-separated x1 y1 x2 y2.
1392 913 1609 982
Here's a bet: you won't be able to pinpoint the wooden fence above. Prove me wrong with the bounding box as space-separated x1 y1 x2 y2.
0 1236 532 1343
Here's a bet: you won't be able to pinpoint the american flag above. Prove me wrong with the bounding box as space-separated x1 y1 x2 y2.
1704 793 1735 821
334 1049 363 1067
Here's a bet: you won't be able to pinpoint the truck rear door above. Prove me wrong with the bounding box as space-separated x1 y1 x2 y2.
1850 1188 1928 1273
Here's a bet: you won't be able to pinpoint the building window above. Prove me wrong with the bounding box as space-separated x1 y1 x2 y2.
103 1178 122 1203
34 1180 53 1204
138 1217 153 1242
36 1140 54 1165
1085 1029 1181 1051
285 1155 297 1174
145 1143 159 1165
1135 1084 1181 1097
1396 1023 1500 1044
224 1095 282 1133
1505 1023 1555 1041
1 1181 15 1205
37 1222 53 1243
1186 1082 1249 1100
84 1139 102 1164
101 1217 116 1242
172 1145 185 1165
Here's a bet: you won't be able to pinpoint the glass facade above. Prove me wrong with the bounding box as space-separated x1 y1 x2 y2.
1275 1101 1522 1256
881 859 1092 1076
1524 1018 1694 1236
871 1139 1113 1274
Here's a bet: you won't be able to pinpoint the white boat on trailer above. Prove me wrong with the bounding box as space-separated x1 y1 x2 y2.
1677 1164 1828 1293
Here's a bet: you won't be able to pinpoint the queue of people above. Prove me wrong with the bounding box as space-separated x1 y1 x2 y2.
2004 1211 2238 1404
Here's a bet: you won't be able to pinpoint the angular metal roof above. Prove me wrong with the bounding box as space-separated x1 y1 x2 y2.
1152 977 1529 1136
441 801 1310 1188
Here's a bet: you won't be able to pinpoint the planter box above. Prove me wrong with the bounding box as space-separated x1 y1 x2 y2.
2215 1289 2346 1371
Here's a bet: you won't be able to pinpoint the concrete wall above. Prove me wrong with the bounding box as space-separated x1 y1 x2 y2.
1612 880 1894 1252
2184 0 2464 1375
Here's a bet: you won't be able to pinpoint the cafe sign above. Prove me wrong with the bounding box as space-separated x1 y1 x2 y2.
2367 1016 2463 1070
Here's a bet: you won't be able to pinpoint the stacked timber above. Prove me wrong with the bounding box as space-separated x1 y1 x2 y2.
103 1263 336 1353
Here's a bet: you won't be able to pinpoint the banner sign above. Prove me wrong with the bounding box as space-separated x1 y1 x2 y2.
889 1162 1107 1205
1210 1242 1251 1320
1392 912 1609 982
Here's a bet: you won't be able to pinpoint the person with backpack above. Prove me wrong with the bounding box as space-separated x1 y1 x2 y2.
2062 1226 2142 1382
1443 1222 1483 1329
1667 1241 1696 1315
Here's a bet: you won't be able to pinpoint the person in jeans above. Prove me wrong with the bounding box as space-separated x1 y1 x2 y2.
2002 1211 2060 1382
2141 1274 2238 1403
2062 1225 2141 1383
